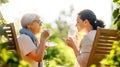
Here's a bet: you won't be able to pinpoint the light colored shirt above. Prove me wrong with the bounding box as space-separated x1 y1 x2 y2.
76 30 96 67
17 34 43 67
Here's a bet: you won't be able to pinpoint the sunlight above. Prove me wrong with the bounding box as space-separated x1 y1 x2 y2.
0 0 111 28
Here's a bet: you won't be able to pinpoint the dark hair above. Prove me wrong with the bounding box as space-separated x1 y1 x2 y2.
78 9 105 30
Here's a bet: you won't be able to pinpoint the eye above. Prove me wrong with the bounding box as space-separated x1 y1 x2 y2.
33 20 42 24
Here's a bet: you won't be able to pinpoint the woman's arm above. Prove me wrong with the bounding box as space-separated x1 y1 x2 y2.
27 30 49 62
66 37 80 57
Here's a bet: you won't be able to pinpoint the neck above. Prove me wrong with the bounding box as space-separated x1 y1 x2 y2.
27 28 36 35
79 26 93 35
78 29 89 35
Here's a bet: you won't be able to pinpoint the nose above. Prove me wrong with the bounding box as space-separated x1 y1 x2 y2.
75 23 77 27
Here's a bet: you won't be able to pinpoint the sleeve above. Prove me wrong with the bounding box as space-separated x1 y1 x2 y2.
18 34 37 56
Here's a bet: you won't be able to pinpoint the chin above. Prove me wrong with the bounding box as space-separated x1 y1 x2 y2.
34 31 39 34
77 28 80 32
78 29 82 32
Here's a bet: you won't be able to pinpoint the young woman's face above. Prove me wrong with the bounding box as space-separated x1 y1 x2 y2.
76 16 86 32
28 16 42 34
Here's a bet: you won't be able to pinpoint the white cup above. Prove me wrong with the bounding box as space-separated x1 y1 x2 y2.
45 41 56 47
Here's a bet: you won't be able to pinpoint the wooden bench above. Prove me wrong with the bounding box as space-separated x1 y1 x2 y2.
87 28 119 67
3 23 21 58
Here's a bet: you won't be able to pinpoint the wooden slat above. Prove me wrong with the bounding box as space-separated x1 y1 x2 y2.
96 47 111 50
99 37 118 40
5 32 12 34
99 29 117 35
7 36 13 38
95 51 110 54
8 46 16 50
97 43 112 46
98 41 114 44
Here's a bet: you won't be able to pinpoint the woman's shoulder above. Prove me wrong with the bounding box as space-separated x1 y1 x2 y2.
17 34 31 40
82 30 96 41
87 30 96 37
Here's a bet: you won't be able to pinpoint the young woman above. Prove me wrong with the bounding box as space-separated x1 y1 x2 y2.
66 9 105 67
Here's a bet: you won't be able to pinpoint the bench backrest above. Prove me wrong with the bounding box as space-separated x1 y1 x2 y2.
87 28 119 67
3 23 21 58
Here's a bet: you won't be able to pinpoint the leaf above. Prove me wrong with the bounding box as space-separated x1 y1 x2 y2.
114 14 120 24
1 0 9 4
113 8 119 19
113 0 118 3
113 0 120 4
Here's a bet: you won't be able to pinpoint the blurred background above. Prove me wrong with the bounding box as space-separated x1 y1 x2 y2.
0 0 112 67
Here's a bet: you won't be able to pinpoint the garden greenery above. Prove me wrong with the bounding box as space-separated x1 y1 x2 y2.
100 0 120 67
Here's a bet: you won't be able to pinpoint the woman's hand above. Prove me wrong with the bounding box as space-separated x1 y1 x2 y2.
66 37 75 48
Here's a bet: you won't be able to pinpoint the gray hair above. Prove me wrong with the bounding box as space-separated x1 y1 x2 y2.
21 13 40 28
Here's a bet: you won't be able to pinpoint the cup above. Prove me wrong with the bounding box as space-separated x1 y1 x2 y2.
45 41 56 47
44 29 51 36
68 26 77 38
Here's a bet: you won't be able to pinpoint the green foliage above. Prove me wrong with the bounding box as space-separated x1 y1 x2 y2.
100 41 120 67
55 6 74 42
90 64 97 67
55 19 70 41
113 8 119 19
43 7 75 67
0 12 7 25
0 0 9 6
0 43 30 67
44 28 75 67
100 0 120 67
113 0 120 4
113 0 120 24
0 23 30 67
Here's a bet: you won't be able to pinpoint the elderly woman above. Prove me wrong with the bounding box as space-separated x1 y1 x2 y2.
17 13 50 67
66 9 105 67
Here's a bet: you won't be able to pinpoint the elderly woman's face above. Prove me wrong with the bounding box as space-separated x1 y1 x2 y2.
28 16 42 34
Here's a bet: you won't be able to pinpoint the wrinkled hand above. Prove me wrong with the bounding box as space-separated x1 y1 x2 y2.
66 37 75 48
41 30 50 40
